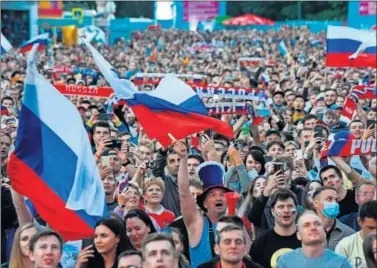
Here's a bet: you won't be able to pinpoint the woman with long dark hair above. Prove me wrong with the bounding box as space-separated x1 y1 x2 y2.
124 209 157 252
75 218 131 268
237 176 267 240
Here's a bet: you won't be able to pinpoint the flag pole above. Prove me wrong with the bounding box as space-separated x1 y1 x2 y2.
168 133 176 142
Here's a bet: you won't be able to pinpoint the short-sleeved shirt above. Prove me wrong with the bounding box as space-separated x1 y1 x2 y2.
335 232 366 268
145 206 176 228
276 248 352 268
250 229 301 268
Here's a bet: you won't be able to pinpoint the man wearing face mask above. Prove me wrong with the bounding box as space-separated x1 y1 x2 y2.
312 186 355 251
319 165 359 218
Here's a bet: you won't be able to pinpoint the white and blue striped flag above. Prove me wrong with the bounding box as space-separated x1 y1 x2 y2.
278 40 289 56
1 33 13 55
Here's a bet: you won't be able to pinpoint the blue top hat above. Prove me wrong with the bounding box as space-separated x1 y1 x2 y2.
195 161 232 212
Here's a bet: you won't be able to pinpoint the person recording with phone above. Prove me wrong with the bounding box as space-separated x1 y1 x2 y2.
247 154 304 232
224 144 250 198
302 124 330 167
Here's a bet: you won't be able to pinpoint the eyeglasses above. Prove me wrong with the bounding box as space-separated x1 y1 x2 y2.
357 192 375 197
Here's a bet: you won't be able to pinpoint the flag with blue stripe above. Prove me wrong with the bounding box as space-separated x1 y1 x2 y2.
7 44 107 241
278 40 289 56
1 33 13 55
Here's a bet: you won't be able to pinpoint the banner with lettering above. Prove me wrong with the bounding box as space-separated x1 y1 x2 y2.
206 102 250 115
192 85 267 101
54 84 113 97
133 73 207 86
340 85 376 124
321 139 376 157
237 57 264 69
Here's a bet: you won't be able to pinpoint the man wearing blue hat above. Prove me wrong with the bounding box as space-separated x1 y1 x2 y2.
173 141 234 268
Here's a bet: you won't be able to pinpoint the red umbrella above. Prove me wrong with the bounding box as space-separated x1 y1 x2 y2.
222 14 275 26
372 25 376 31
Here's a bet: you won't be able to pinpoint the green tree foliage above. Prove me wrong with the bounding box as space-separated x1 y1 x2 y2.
227 1 347 21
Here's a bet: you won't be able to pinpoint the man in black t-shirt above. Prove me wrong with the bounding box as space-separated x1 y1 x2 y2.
250 189 301 268
319 165 359 218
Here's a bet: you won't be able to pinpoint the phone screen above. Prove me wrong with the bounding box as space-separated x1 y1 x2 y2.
273 162 286 174
102 156 110 168
314 126 323 139
264 156 273 163
367 120 377 128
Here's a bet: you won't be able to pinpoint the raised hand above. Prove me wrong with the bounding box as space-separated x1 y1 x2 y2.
173 141 188 158
75 245 95 268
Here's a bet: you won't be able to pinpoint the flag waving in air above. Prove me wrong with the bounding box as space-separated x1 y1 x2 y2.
83 39 234 146
19 33 49 53
1 32 13 55
7 44 107 241
278 40 289 56
326 26 376 68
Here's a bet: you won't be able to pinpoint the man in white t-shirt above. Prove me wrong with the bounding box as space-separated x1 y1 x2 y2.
335 200 377 268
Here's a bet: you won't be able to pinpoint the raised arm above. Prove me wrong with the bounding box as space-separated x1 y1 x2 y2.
174 141 204 247
329 156 369 185
10 188 34 224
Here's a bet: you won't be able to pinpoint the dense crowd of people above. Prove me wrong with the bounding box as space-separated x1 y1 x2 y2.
1 26 377 268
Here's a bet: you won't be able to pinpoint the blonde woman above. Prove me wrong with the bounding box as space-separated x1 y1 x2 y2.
143 177 176 228
8 222 38 268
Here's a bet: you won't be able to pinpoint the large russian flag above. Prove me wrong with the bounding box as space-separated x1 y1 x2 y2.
19 33 49 54
326 26 376 68
7 45 107 241
83 39 234 147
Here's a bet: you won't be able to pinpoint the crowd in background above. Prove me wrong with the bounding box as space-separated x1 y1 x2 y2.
1 27 377 268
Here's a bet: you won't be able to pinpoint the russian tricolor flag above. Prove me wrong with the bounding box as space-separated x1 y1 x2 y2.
19 33 49 54
1 32 13 55
7 44 107 241
326 26 376 68
83 39 234 147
